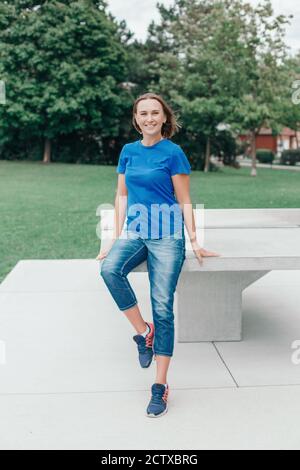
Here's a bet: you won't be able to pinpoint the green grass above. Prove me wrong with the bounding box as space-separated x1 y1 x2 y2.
1 160 299 284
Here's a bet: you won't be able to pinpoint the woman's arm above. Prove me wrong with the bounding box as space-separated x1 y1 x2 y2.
171 174 198 244
113 174 128 239
172 174 220 262
96 175 128 260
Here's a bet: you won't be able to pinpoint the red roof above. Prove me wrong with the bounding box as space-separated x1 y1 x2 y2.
259 127 296 136
240 127 298 137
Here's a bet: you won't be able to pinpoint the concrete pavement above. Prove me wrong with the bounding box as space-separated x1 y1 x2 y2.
0 260 300 449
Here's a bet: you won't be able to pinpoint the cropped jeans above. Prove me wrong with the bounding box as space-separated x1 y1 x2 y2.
99 229 186 357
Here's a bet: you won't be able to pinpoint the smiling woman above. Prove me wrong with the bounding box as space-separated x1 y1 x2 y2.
132 92 180 144
97 91 219 419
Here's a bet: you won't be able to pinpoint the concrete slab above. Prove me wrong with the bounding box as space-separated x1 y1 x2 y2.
0 385 300 449
1 261 300 449
100 208 300 229
0 289 234 394
0 260 102 293
195 208 300 228
215 282 300 386
100 228 300 271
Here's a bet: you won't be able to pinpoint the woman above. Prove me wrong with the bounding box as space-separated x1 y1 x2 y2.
96 92 220 418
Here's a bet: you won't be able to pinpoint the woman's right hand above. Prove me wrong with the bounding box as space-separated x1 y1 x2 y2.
95 239 116 261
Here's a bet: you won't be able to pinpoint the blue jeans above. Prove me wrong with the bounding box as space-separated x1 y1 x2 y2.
99 230 186 357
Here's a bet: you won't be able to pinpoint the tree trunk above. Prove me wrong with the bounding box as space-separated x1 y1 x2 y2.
204 136 210 173
43 138 51 163
250 131 257 177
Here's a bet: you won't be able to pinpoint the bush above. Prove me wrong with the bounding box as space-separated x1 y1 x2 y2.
0 133 105 164
188 153 219 172
256 149 275 164
0 134 44 161
212 130 239 167
280 149 300 166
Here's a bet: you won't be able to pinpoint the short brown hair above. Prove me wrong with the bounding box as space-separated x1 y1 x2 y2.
132 92 181 138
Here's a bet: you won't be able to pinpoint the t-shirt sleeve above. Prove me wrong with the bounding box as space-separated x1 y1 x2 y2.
116 145 128 174
169 145 192 176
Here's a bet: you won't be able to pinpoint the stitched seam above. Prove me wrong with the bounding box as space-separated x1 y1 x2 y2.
119 300 137 311
120 243 146 276
153 351 173 356
123 276 137 305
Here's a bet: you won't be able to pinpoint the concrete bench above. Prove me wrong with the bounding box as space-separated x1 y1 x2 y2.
99 208 300 342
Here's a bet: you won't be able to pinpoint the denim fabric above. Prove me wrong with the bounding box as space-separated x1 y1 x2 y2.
99 229 186 357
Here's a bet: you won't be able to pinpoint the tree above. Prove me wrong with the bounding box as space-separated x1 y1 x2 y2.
144 0 292 175
230 0 291 176
279 53 300 148
0 0 128 162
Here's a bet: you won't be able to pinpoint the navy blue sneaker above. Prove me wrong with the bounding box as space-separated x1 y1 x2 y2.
132 322 155 368
146 383 169 418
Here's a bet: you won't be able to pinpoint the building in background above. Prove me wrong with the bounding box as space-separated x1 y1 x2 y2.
239 127 300 156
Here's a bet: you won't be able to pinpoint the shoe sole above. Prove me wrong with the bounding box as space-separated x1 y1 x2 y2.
140 352 155 368
146 405 168 418
141 362 152 368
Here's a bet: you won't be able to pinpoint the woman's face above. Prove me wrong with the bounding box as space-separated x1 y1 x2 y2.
135 99 166 138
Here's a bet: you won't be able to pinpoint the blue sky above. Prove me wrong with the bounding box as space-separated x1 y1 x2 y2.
107 0 300 56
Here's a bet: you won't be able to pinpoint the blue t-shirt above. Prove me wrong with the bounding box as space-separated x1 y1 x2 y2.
116 138 191 239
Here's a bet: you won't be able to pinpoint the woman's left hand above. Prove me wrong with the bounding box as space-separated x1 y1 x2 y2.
191 240 221 265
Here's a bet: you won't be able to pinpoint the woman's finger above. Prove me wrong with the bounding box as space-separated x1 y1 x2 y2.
193 249 203 264
202 251 220 257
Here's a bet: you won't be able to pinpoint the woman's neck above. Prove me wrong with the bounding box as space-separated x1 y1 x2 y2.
141 135 164 147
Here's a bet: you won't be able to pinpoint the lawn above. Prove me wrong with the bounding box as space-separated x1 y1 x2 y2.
0 160 299 284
